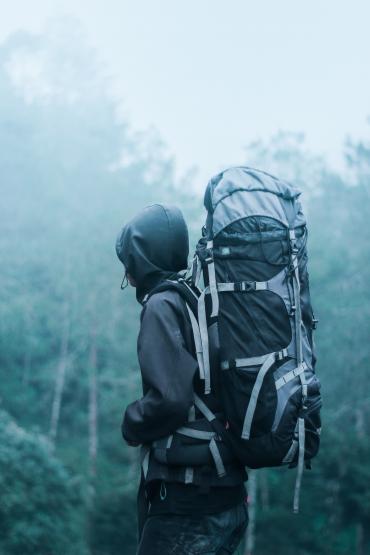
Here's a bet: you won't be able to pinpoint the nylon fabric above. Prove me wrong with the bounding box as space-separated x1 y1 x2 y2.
221 353 271 370
209 437 227 478
275 362 308 390
241 353 276 440
282 439 299 464
198 290 211 394
186 303 205 380
176 427 216 440
116 204 189 303
141 446 150 479
184 467 194 484
293 417 306 513
206 167 301 211
212 188 291 235
194 394 217 422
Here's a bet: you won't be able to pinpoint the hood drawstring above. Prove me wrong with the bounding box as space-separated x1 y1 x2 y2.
120 271 129 291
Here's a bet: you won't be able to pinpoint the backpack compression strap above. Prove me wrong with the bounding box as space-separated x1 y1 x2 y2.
146 278 237 479
289 228 308 514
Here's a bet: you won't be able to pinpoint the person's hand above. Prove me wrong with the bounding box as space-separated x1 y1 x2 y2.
126 438 140 447
121 422 140 446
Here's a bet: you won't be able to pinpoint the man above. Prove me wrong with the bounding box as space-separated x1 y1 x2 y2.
116 203 248 555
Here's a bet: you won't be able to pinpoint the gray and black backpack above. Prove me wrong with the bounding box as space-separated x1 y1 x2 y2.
185 166 322 511
145 166 321 511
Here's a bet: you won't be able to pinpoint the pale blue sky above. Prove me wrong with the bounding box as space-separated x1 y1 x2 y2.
1 0 370 188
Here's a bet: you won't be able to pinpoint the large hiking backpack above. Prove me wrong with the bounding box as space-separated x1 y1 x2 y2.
187 166 322 512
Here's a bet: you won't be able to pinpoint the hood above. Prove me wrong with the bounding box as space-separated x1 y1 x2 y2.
116 204 189 303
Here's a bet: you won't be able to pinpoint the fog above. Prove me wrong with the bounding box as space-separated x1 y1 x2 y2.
0 4 369 555
1 0 370 186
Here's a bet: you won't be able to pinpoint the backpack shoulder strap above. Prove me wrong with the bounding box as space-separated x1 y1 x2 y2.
146 278 207 386
145 278 199 315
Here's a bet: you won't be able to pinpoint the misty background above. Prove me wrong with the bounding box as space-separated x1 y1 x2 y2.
0 2 369 555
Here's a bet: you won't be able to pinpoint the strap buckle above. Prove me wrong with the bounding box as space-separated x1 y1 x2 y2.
235 281 255 292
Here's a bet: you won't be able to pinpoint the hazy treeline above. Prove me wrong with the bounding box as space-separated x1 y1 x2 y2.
0 24 369 555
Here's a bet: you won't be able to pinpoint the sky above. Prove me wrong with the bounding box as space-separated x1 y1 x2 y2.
1 0 370 188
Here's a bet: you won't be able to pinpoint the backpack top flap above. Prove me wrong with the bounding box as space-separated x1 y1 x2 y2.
204 167 305 236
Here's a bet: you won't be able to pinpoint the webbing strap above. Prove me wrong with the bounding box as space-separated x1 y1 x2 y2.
290 229 303 364
209 437 226 478
282 439 299 464
198 290 211 394
191 255 202 289
186 303 205 381
289 231 307 512
141 446 150 479
292 353 308 512
195 258 202 288
194 393 216 422
221 353 271 371
208 281 268 293
293 417 305 513
241 353 276 440
184 467 194 484
293 271 303 363
176 427 216 440
188 405 196 422
152 434 173 458
275 362 308 390
221 349 288 371
207 241 219 318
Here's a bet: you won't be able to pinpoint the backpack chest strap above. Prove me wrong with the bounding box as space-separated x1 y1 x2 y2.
216 281 268 292
221 348 288 371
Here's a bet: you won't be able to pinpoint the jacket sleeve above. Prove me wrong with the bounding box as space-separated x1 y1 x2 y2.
122 293 198 445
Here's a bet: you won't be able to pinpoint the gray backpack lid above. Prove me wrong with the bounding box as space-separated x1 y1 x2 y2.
204 167 303 236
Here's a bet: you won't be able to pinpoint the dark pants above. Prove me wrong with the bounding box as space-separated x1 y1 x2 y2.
137 502 248 555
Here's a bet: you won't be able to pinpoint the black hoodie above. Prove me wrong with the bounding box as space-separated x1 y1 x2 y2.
116 204 196 444
116 204 189 303
116 204 246 516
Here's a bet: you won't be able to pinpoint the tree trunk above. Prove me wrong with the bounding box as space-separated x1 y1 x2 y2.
22 305 32 385
260 469 270 511
355 408 365 555
49 302 70 446
245 470 258 555
88 320 98 480
356 522 364 555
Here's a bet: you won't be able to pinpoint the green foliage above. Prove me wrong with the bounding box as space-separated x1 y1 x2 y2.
89 490 137 555
0 410 88 555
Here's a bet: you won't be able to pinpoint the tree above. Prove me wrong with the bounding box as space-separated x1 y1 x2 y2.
0 410 88 555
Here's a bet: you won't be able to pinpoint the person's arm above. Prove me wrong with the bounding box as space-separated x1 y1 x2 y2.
122 293 197 445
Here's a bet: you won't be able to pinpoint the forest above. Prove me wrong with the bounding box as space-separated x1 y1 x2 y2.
0 24 369 555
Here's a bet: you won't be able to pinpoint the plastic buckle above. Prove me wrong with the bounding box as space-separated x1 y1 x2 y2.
205 250 213 264
245 281 256 292
312 318 319 330
235 281 255 292
234 282 244 292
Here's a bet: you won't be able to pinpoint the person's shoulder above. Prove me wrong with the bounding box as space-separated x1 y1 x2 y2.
145 288 184 313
